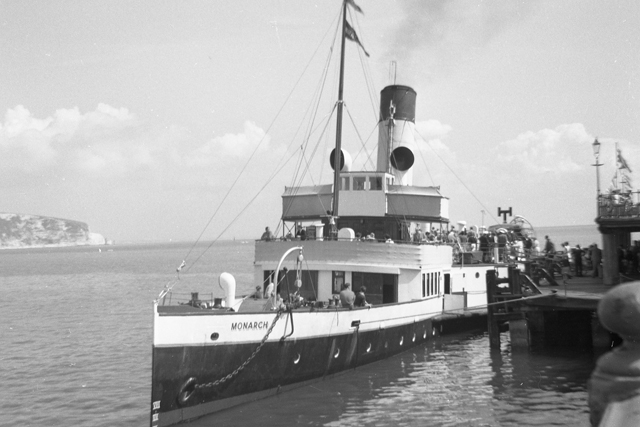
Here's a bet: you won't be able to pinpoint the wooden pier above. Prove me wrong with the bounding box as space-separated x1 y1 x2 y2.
486 267 618 350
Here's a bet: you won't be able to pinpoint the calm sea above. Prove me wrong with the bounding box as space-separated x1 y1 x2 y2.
535 224 602 248
1 233 600 427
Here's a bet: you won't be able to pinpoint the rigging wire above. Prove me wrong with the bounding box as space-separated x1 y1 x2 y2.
414 127 500 225
187 149 300 269
173 8 343 278
344 105 378 171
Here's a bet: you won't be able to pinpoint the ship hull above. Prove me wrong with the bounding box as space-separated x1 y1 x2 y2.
151 299 447 426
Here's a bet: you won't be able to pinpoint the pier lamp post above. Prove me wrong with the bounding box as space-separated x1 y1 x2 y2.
592 139 602 212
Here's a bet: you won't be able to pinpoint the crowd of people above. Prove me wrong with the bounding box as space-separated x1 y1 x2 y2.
261 224 640 278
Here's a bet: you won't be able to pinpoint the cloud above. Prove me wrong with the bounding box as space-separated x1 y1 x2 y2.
415 119 452 140
0 104 139 179
184 121 271 168
492 123 593 174
0 105 276 190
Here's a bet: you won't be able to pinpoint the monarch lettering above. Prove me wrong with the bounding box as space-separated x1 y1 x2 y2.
231 321 269 331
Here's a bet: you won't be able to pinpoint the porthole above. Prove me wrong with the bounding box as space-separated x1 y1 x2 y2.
475 272 480 278
432 327 437 336
384 341 388 349
412 333 416 342
210 332 219 341
293 353 301 364
366 343 372 353
334 348 340 358
399 336 404 346
423 330 427 339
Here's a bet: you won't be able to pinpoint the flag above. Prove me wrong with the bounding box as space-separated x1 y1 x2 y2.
346 0 364 14
617 148 632 172
345 21 370 57
621 171 633 190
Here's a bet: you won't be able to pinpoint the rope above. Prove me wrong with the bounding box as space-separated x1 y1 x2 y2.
195 309 284 390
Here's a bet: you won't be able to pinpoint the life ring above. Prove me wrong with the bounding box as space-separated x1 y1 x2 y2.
177 377 197 407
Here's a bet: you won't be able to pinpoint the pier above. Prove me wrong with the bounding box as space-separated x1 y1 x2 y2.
486 268 616 351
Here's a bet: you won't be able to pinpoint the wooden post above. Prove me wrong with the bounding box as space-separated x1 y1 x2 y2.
486 270 500 349
588 281 640 426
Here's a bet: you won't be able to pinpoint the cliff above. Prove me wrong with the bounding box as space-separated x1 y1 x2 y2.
0 213 108 249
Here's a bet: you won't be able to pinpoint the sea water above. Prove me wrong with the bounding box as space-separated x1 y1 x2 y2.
1 233 598 427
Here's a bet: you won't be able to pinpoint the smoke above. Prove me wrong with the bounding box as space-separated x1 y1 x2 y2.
387 0 537 66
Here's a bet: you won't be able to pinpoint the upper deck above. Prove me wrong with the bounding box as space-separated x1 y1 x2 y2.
254 238 453 273
281 172 448 223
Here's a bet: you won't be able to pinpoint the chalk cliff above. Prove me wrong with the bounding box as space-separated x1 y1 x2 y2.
0 213 108 248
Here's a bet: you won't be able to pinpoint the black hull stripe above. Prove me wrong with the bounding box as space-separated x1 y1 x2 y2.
151 318 438 426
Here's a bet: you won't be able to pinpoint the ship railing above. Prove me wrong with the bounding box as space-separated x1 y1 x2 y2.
159 290 215 307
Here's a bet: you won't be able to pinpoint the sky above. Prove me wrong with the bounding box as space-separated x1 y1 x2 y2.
1 0 639 243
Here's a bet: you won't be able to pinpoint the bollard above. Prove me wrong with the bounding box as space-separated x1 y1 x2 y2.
588 281 640 426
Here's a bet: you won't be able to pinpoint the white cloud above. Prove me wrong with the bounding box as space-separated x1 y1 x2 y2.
415 119 452 140
0 105 279 191
493 123 593 174
184 121 271 168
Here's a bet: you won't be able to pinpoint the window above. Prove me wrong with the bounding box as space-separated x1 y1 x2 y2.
352 272 397 305
332 271 345 293
422 274 426 297
353 177 366 191
370 176 382 191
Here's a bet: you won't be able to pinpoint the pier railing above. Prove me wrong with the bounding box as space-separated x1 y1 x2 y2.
597 191 640 218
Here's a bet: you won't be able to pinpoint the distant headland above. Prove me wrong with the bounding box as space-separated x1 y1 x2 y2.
0 213 112 249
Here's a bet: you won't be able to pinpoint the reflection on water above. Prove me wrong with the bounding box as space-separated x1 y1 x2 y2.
194 332 596 427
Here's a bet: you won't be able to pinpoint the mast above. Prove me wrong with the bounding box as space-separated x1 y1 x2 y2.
331 0 348 218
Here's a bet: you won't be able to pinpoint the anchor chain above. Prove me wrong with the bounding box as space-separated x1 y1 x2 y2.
195 309 283 390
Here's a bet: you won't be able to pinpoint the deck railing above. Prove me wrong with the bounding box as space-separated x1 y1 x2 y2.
597 191 640 218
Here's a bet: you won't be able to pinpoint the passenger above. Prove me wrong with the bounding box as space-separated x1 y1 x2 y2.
589 243 601 278
261 226 274 241
533 238 541 255
497 230 508 262
459 230 468 251
355 286 371 307
384 234 394 244
263 281 283 310
366 232 376 241
339 282 355 309
413 227 424 243
479 232 490 263
572 244 584 277
523 235 533 257
543 235 556 271
544 235 555 255
468 230 478 251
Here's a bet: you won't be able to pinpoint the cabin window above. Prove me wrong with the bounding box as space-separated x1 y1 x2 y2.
422 274 426 297
444 273 451 294
352 272 397 305
369 176 382 191
340 177 350 191
265 270 319 301
332 271 345 293
353 177 366 191
430 273 435 296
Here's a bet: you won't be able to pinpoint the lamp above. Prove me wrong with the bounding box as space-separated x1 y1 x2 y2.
592 139 601 157
592 138 603 211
